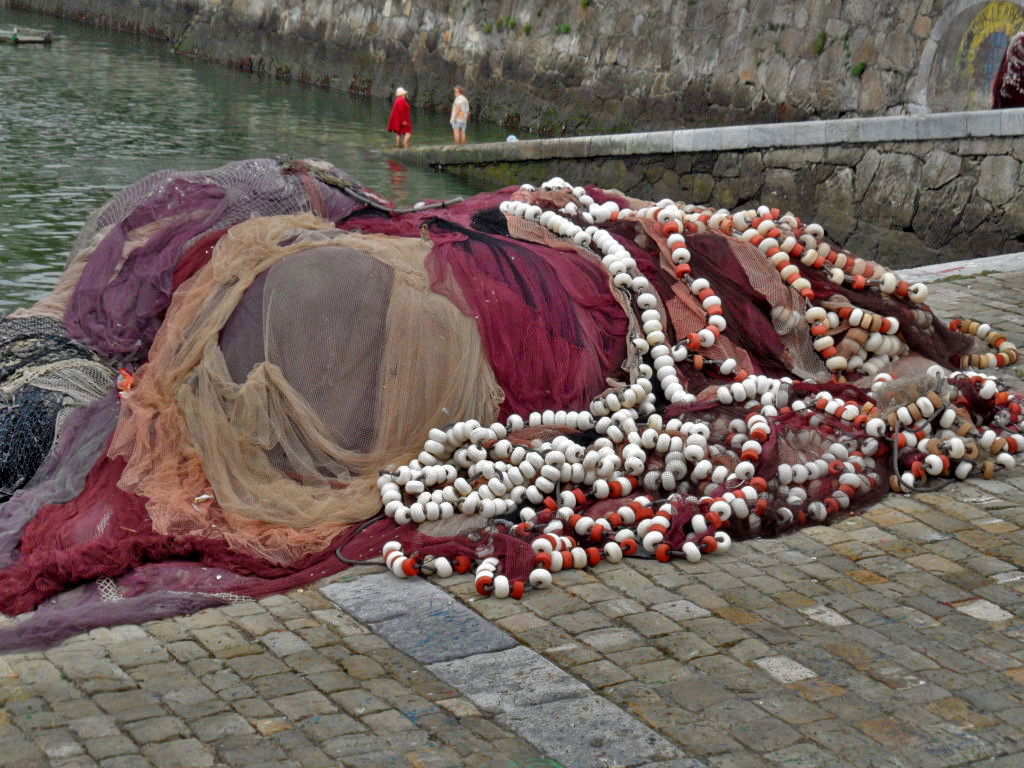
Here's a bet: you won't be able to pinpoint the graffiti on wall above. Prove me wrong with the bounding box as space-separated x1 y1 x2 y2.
928 1 1024 110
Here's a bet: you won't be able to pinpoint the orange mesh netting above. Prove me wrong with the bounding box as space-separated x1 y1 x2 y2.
109 214 502 564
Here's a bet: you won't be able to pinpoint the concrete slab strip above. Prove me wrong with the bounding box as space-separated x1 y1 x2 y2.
321 572 441 624
426 645 590 714
371 608 517 665
322 573 682 766
321 573 517 664
497 695 679 768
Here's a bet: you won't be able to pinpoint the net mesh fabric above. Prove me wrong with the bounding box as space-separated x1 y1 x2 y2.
12 159 369 361
0 165 1019 651
420 218 630 418
109 215 502 564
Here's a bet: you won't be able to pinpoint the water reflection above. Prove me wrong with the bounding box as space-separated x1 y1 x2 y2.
387 159 409 202
0 8 514 314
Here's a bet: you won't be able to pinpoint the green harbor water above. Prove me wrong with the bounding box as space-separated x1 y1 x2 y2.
0 8 513 314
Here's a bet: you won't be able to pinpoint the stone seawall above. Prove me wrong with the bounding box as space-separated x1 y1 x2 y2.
408 110 1024 268
8 0 1024 133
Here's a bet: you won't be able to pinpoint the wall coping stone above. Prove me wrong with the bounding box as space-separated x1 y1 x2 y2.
898 252 1024 283
409 109 1024 167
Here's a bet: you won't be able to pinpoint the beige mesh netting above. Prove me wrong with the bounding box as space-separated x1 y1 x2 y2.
109 214 503 564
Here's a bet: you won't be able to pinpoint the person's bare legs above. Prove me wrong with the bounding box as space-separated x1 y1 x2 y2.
403 132 411 148
456 127 466 144
394 134 401 148
452 127 459 144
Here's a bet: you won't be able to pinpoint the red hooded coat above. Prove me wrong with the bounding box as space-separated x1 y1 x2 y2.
388 96 412 134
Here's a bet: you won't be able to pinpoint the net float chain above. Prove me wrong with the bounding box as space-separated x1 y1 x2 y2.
373 175 1024 596
379 515 734 600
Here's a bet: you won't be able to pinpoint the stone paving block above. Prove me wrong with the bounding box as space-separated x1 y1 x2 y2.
330 688 391 717
52 700 104 720
185 658 223 677
340 654 386 679
231 612 286 637
624 611 683 637
730 714 803 752
608 646 664 667
281 650 337 676
162 686 231 721
190 712 254 742
361 709 417 734
299 712 365 741
800 604 851 626
89 626 148 646
577 626 647 653
402 746 465 768
321 732 390 759
68 715 121 740
427 645 589 715
310 608 370 636
225 653 288 679
632 659 695 685
305 669 358 694
551 608 615 633
497 694 678 768
34 727 86 760
271 690 337 720
84 736 137 760
951 598 1015 622
753 656 817 684
259 631 312 657
106 639 170 669
141 738 214 768
595 597 647 618
495 612 548 634
654 599 712 621
123 716 190 744
48 653 134 690
253 672 313 699
269 729 333 767
93 690 165 722
131 663 193 694
654 633 717 664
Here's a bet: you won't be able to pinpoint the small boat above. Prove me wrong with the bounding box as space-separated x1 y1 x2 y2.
0 26 53 45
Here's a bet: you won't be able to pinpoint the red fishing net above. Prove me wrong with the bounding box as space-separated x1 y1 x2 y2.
0 164 1020 650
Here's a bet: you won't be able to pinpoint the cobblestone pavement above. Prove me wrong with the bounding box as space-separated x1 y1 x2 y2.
1 257 1024 768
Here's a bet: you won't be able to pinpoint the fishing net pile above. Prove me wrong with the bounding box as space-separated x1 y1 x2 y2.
0 160 1020 650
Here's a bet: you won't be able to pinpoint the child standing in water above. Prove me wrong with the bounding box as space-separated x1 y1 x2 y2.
450 86 470 145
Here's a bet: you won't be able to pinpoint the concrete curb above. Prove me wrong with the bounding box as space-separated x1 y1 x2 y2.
405 109 1024 167
898 252 1024 283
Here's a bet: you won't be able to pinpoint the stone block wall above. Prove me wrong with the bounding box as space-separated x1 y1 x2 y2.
9 0 1024 134
410 111 1024 268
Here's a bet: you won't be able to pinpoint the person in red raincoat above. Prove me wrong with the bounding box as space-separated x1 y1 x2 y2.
993 32 1024 109
388 87 413 148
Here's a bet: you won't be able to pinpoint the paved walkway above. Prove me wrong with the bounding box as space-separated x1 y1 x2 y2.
1 256 1023 768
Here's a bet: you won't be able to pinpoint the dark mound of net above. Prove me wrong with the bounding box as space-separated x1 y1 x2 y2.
0 167 1013 651
0 317 113 499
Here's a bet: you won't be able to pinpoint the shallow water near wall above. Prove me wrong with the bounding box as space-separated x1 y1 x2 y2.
0 7 511 315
